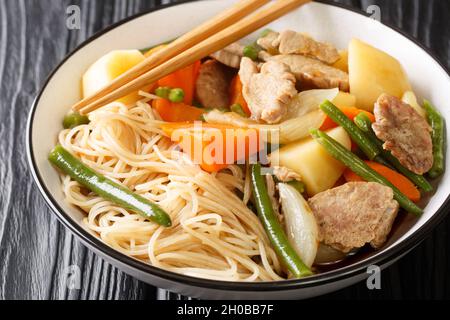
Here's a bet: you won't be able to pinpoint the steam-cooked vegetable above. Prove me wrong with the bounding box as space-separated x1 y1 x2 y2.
286 88 339 119
152 99 205 122
348 39 411 111
272 127 351 196
344 161 421 202
424 100 446 178
243 44 260 61
320 106 375 131
168 88 185 103
310 129 423 215
354 112 433 192
155 86 171 99
162 123 262 173
333 91 356 108
402 91 426 118
157 61 201 105
287 180 306 194
332 50 349 72
48 145 172 227
251 164 313 278
276 110 327 144
279 183 319 268
230 75 251 116
82 50 149 106
320 100 380 160
63 113 90 129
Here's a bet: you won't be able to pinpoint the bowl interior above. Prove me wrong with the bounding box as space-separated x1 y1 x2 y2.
29 0 450 286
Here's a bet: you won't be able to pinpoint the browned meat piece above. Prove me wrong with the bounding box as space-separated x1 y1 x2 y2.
266 54 349 91
195 60 232 109
273 30 340 64
372 94 433 175
308 182 399 253
256 31 280 55
210 43 244 69
239 57 297 124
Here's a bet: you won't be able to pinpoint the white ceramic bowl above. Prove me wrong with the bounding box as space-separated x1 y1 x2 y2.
27 0 450 299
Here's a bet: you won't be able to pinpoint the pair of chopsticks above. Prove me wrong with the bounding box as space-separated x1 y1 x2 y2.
73 0 311 115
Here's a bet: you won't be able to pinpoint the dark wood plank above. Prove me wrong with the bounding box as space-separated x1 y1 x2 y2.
0 0 448 300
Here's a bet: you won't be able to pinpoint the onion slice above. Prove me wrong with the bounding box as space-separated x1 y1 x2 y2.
285 88 339 119
279 183 319 268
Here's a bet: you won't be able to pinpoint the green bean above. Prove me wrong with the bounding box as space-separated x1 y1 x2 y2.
48 145 172 227
320 100 379 160
310 129 423 216
230 103 248 118
354 112 433 192
287 180 306 194
169 88 185 103
251 164 312 278
63 113 90 129
424 100 446 179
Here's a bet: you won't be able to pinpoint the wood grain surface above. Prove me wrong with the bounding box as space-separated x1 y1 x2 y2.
0 0 449 300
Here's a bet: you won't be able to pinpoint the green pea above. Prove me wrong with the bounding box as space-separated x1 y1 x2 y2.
243 45 259 61
169 88 185 103
155 86 171 99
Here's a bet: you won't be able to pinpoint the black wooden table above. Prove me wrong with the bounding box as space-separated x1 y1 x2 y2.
1 0 449 300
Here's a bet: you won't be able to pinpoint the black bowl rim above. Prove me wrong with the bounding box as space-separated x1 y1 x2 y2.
26 0 450 292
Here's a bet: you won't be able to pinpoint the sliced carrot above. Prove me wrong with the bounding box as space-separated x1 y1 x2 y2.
344 161 421 202
157 60 201 105
162 123 262 172
152 99 205 122
321 106 375 131
230 75 251 116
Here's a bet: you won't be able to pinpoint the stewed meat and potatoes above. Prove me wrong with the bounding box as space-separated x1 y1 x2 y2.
49 26 445 281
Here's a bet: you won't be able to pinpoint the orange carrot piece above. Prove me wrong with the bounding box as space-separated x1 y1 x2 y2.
230 75 251 116
157 61 201 105
321 106 375 130
162 123 261 172
152 99 205 122
344 161 421 202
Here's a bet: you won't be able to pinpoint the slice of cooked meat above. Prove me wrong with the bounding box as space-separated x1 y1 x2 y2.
272 30 340 64
258 50 273 61
266 54 349 91
210 42 244 69
308 182 399 253
372 94 433 175
195 60 232 109
256 31 280 55
272 166 302 182
239 57 297 124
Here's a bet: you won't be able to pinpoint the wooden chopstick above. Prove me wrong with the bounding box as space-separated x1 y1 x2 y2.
72 0 270 112
79 0 311 115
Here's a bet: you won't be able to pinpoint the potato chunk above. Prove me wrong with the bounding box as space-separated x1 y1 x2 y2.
271 127 351 196
83 50 146 105
348 39 411 111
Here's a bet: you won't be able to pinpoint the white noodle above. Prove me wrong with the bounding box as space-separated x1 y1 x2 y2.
58 97 283 281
